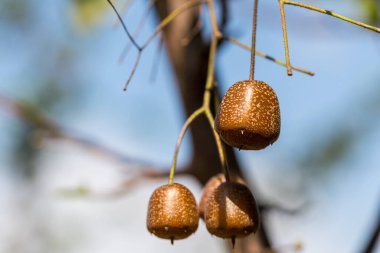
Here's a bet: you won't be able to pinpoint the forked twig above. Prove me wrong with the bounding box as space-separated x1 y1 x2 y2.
107 0 207 90
112 0 135 27
118 0 156 64
107 0 142 51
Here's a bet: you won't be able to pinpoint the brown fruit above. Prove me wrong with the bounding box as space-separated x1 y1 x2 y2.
146 183 199 244
199 173 245 219
204 182 260 245
215 80 280 150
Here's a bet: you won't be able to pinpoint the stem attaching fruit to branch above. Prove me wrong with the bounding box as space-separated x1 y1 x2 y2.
249 0 259 81
169 107 205 185
204 108 230 182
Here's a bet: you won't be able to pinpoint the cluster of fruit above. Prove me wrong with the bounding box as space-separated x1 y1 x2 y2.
146 79 280 246
146 174 259 246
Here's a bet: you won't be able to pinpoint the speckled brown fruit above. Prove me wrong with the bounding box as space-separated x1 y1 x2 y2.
215 80 280 150
199 173 245 219
204 182 260 243
146 183 199 244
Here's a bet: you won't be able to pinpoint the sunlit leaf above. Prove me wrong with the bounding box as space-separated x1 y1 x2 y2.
360 0 380 25
69 0 109 30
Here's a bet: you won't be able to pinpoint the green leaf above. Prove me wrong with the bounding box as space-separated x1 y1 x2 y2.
69 0 109 30
360 0 380 25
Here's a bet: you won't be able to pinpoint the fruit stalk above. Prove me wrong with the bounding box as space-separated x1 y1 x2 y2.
203 0 230 181
203 0 221 108
249 0 259 81
205 108 230 182
169 107 205 184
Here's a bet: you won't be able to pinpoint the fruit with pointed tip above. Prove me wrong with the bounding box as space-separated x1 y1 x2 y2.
204 182 260 245
146 183 199 244
199 173 245 219
215 80 280 150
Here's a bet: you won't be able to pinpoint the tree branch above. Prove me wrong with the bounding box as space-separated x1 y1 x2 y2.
0 94 156 168
360 203 380 253
284 0 380 33
224 36 314 76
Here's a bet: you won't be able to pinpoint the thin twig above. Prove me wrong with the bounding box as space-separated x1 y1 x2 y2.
118 0 156 64
284 0 380 33
107 0 142 51
108 0 206 90
142 0 207 49
279 0 293 76
225 36 314 76
107 0 143 90
123 51 142 91
113 0 134 27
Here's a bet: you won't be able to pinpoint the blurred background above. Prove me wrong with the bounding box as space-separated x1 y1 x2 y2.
0 0 379 252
